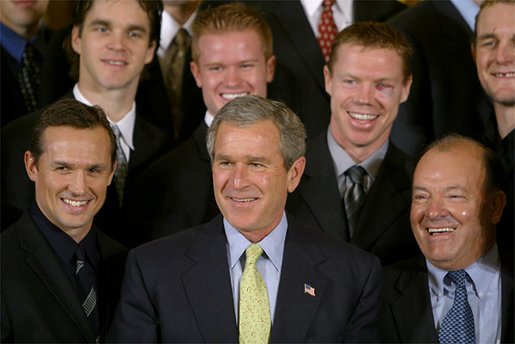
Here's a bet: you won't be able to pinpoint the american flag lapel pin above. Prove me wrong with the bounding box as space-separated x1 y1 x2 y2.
304 283 316 297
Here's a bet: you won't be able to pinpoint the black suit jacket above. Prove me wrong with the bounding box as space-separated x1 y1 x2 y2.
1 211 127 343
124 123 219 247
388 0 488 155
0 92 172 242
108 214 382 343
379 253 514 343
287 132 419 265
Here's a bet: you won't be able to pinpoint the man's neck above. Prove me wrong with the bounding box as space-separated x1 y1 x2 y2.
164 1 199 26
76 83 137 122
494 104 515 139
1 21 40 39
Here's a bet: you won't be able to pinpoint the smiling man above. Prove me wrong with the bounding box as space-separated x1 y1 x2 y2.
123 3 276 246
108 95 382 343
379 134 513 343
1 99 126 343
287 21 419 266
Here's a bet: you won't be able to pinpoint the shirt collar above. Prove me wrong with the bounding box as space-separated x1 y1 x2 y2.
427 245 500 300
158 9 196 57
73 84 136 150
449 0 480 31
327 129 388 180
0 23 38 63
225 212 288 273
204 110 214 128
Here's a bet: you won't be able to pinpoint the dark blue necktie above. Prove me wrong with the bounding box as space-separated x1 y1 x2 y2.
74 245 99 339
438 270 475 344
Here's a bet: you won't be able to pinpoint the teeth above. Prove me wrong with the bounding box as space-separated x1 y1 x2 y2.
106 60 125 66
222 93 248 100
348 112 378 120
494 72 515 78
63 199 88 207
232 197 256 203
428 227 455 234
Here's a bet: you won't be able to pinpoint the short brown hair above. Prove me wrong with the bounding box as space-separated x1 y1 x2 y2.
191 2 273 62
30 99 117 167
327 21 413 82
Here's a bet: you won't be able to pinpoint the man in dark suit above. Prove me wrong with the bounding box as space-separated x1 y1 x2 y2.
287 22 419 266
0 0 53 126
1 0 171 243
380 135 513 343
108 95 382 343
472 0 514 252
388 0 488 156
124 3 276 246
1 99 126 343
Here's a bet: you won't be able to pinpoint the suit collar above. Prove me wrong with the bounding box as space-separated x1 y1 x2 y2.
15 212 95 341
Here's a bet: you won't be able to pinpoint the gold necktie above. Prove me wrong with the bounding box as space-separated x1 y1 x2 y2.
239 244 271 344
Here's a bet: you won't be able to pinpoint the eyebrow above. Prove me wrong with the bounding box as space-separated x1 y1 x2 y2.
88 19 148 34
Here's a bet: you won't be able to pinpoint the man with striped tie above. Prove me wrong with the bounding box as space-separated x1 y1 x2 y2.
1 99 127 343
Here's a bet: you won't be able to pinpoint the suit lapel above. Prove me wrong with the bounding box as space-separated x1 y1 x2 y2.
182 217 238 342
17 213 94 341
300 134 349 242
271 218 329 341
267 0 326 91
352 145 412 249
389 258 437 343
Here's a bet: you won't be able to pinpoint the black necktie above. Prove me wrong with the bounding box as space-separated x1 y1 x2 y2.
18 43 40 112
343 165 367 238
74 245 99 338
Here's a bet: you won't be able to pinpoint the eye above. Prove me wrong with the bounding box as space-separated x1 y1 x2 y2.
129 30 142 38
342 78 357 86
240 63 255 69
413 193 428 202
376 81 393 91
481 39 497 48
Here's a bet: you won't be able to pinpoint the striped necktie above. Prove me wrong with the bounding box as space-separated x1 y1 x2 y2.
74 245 99 339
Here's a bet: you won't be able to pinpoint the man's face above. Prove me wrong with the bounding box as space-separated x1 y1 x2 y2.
474 3 515 107
0 0 49 37
410 143 504 270
190 30 275 116
324 44 411 159
71 0 156 95
25 126 115 238
212 120 304 242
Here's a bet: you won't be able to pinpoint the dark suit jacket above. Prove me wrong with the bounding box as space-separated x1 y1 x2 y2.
379 253 514 343
0 92 172 242
388 0 488 155
124 123 219 247
108 214 382 343
260 0 406 139
1 211 127 343
287 132 419 266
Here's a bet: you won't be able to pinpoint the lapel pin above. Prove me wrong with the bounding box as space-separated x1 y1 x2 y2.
304 283 316 297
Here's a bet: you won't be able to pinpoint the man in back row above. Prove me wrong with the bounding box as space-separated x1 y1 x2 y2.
108 95 382 343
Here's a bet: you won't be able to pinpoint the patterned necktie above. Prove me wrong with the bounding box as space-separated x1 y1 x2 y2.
317 0 338 62
74 245 99 339
239 244 271 344
343 165 367 238
438 270 475 344
18 43 40 113
111 124 128 206
163 28 190 139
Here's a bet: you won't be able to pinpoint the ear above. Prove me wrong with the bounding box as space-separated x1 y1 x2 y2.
71 25 82 55
190 61 202 88
24 151 38 182
490 190 507 224
144 40 157 65
107 161 117 186
400 75 413 103
323 65 332 96
286 156 306 193
265 55 276 83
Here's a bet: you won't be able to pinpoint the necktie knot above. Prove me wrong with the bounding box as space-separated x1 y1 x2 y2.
346 165 366 185
110 124 128 206
74 245 86 275
174 28 189 50
245 243 263 267
323 0 336 9
447 270 467 287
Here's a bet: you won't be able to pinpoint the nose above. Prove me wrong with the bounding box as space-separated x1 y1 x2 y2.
224 67 243 87
354 83 374 104
231 164 249 189
425 196 449 219
107 30 125 51
495 40 515 64
68 171 87 195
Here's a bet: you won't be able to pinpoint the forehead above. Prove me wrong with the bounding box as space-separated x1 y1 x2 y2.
197 30 265 56
214 120 280 153
84 0 150 27
41 126 112 159
333 44 403 74
477 3 515 34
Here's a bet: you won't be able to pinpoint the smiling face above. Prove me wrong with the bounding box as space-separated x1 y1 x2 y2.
25 126 115 242
325 43 411 161
71 0 156 96
190 30 275 116
474 2 515 107
410 142 503 270
0 0 49 37
212 120 304 242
